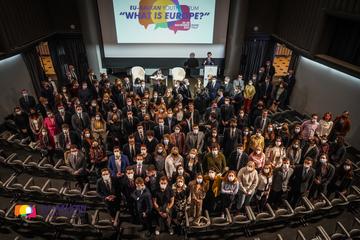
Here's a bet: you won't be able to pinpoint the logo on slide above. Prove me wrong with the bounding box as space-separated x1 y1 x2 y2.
14 205 37 219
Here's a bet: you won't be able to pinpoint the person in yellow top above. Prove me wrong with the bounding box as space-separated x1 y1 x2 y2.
249 129 265 152
243 80 256 113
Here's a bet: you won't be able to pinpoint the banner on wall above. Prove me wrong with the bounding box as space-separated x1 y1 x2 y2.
113 0 216 44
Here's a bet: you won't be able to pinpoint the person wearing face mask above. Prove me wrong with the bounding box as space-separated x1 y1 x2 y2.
204 113 219 133
130 177 153 237
55 104 71 129
249 129 265 153
270 81 288 109
236 161 259 211
223 119 242 158
301 138 319 164
288 157 315 207
136 80 149 97
122 135 141 164
19 89 37 114
249 147 266 171
185 125 205 155
154 117 170 141
165 147 184 179
188 174 209 222
172 176 190 230
220 170 239 218
161 134 173 154
206 75 221 101
131 154 148 178
29 109 44 141
290 123 303 142
268 158 294 209
329 159 353 196
71 105 91 135
185 148 203 179
316 112 334 138
256 164 273 211
164 108 177 131
43 111 58 147
153 176 175 236
265 137 286 168
221 76 234 97
171 165 191 185
108 146 130 177
236 109 249 131
153 144 167 173
78 82 93 107
300 114 320 140
263 123 276 147
254 109 271 133
139 144 152 165
57 124 81 152
204 144 226 174
37 128 55 164
309 154 335 200
257 77 273 105
242 127 251 153
144 130 159 154
203 168 222 212
140 114 156 133
229 144 249 171
96 168 121 219
243 80 256 113
286 139 302 165
91 113 107 140
64 145 87 186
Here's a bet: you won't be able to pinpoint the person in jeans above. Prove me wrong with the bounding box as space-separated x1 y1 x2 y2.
236 161 259 211
220 170 239 218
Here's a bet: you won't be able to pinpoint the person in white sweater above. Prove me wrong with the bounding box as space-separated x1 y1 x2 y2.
236 161 259 211
165 147 184 180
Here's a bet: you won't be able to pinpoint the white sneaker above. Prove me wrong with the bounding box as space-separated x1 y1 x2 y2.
155 230 160 236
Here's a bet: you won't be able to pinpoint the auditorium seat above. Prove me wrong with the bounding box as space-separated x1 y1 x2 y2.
233 206 253 225
312 193 333 211
6 153 31 169
70 209 95 232
349 217 360 239
131 66 145 81
38 157 57 172
253 204 276 222
54 158 75 176
23 177 47 196
346 186 360 202
294 197 314 215
5 174 29 193
211 208 232 226
296 229 307 240
41 179 64 197
185 209 211 230
330 192 349 207
62 182 83 200
4 202 22 224
172 67 186 82
48 207 75 229
274 200 295 218
92 209 120 231
22 155 44 171
82 183 101 202
329 222 351 240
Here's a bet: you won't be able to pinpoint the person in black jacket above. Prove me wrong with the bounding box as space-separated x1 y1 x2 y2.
19 89 36 114
13 107 31 139
96 168 122 219
131 177 153 237
228 144 249 171
288 157 315 207
308 154 335 200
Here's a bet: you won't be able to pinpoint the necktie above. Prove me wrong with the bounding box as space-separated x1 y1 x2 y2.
130 145 134 159
106 181 111 192
168 119 171 130
236 153 242 170
261 118 266 130
140 133 144 141
79 114 84 128
25 96 28 103
160 125 163 135
130 118 133 126
116 158 121 172
137 165 141 175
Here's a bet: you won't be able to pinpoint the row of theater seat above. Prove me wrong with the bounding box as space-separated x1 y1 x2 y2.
0 200 120 240
0 172 104 207
183 188 360 238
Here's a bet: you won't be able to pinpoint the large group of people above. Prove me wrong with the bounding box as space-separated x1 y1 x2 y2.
6 60 353 237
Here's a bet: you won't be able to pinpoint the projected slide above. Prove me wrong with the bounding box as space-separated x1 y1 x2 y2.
112 0 216 44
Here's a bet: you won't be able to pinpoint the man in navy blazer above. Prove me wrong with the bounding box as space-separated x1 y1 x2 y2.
108 146 130 177
206 76 221 101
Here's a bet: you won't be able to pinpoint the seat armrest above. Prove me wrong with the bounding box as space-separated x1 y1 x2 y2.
283 200 295 214
336 221 351 237
296 229 306 240
54 159 64 168
225 208 232 223
352 186 360 195
70 210 78 224
5 203 17 217
185 209 190 227
265 203 276 217
92 209 99 225
114 211 120 227
41 180 50 192
302 197 315 210
5 153 17 163
320 193 332 206
23 155 33 164
245 206 256 221
338 192 349 202
23 177 34 190
81 183 89 196
316 226 331 240
3 173 17 187
45 208 55 222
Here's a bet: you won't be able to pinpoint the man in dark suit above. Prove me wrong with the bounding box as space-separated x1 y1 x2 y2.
206 77 221 101
184 124 205 154
134 124 146 144
283 70 296 105
153 79 166 96
254 109 271 133
137 80 149 97
140 114 156 132
187 101 200 125
123 110 140 137
64 145 87 187
120 167 136 216
289 157 315 207
57 124 81 152
78 82 93 108
55 105 71 130
179 79 192 104
301 139 319 164
220 97 235 130
264 60 276 79
132 154 147 178
108 146 130 177
96 168 122 218
154 118 170 141
180 112 193 134
122 98 138 117
71 105 90 135
203 52 215 66
228 144 248 171
164 109 177 131
19 89 36 114
131 177 153 237
122 135 141 164
144 130 159 154
257 77 273 105
223 119 242 158
123 77 133 93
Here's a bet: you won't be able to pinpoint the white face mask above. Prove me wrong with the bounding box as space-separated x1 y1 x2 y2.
293 144 299 148
175 129 180 133
157 149 163 153
85 133 91 138
95 116 101 120
141 149 146 154
247 166 253 172
263 168 270 173
320 158 327 164
209 172 216 179
256 150 261 154
177 182 184 187
228 176 235 182
193 129 199 134
237 149 243 154
212 150 218 156
295 128 301 133
160 183 167 190
244 131 249 136
268 127 273 132
275 141 281 146
127 174 134 180
196 178 203 184
102 175 110 181
163 139 169 144
189 154 195 158
136 186 145 191
178 169 184 175
114 152 120 158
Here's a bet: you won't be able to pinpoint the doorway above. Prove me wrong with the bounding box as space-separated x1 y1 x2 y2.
273 43 292 77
